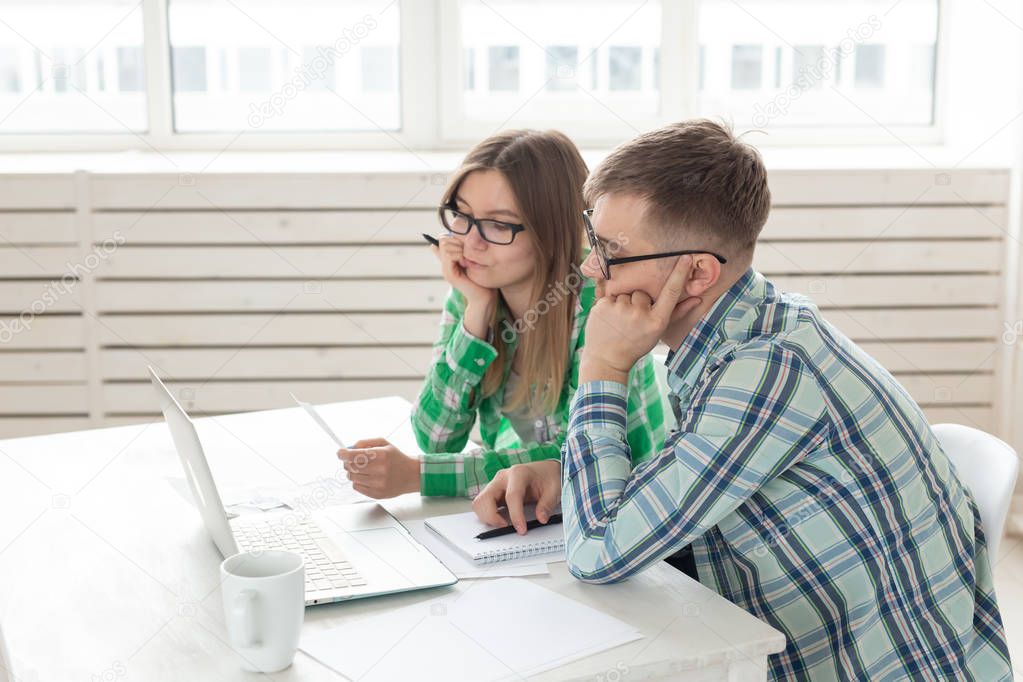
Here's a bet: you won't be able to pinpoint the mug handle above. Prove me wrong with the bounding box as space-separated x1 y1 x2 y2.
231 589 260 647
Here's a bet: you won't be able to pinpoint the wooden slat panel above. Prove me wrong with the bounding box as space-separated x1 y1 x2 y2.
895 373 993 406
97 313 441 346
763 206 1007 241
0 351 86 381
856 341 996 373
0 246 82 278
93 210 435 245
0 416 95 439
0 384 88 413
826 308 999 341
95 246 437 279
101 347 434 380
94 280 449 312
95 242 1003 280
757 242 1001 274
763 275 997 307
769 169 1010 206
0 281 82 313
102 380 421 414
93 275 995 312
0 175 77 209
0 315 84 349
923 407 996 433
0 212 77 244
90 173 444 210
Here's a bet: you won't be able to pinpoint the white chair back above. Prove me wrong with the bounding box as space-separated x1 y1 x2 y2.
931 423 1019 562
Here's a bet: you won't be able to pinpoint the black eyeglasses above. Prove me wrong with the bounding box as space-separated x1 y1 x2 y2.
582 209 727 280
438 205 526 245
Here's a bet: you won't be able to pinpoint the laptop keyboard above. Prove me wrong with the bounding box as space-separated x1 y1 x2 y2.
234 518 367 596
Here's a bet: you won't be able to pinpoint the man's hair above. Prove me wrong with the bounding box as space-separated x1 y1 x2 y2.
583 119 771 256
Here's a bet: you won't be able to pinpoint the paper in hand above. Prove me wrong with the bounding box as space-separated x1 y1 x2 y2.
290 393 347 448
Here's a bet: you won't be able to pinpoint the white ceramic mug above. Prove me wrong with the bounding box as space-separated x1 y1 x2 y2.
220 549 305 673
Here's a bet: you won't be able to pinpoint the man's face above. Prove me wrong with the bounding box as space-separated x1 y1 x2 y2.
581 193 676 301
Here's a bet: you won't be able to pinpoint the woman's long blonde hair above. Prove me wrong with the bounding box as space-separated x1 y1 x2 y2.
441 130 588 414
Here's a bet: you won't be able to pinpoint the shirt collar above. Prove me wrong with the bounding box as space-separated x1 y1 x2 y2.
664 267 766 393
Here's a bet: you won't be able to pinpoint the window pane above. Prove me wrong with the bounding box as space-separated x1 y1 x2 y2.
731 45 762 89
854 44 885 87
0 1 146 132
609 46 641 91
458 0 661 130
488 45 519 91
545 45 577 92
168 0 400 132
697 0 938 127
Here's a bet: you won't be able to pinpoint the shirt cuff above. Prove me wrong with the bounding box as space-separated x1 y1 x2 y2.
419 452 464 497
568 379 629 441
445 319 498 378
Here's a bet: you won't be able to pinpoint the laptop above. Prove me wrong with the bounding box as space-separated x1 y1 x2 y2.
148 367 457 605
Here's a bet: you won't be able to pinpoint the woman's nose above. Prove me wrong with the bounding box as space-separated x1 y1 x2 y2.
581 250 603 280
464 224 488 250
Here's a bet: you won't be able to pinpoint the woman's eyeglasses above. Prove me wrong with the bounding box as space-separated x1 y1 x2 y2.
582 209 727 280
438 205 526 245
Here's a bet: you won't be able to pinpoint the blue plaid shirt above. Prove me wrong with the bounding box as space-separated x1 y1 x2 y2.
562 268 1011 680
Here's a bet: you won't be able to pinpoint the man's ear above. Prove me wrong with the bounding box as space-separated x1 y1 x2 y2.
684 255 721 297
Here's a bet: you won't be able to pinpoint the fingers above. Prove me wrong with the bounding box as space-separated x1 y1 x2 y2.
534 479 561 524
652 255 693 323
352 437 389 449
504 475 528 535
472 475 509 528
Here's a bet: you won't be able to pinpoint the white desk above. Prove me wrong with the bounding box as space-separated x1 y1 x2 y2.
0 397 784 681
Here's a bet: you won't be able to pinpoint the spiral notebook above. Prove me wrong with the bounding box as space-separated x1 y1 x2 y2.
424 507 565 564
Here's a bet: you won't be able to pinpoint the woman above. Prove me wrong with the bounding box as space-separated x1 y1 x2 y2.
337 129 666 502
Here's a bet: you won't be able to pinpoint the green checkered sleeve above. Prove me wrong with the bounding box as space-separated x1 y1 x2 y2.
410 289 496 457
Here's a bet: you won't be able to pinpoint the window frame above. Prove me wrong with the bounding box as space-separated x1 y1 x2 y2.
0 0 946 151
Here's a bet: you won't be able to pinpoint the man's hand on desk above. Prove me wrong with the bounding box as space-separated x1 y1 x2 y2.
472 460 561 535
337 438 420 498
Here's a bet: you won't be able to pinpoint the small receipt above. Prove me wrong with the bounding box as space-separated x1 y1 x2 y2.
290 393 347 448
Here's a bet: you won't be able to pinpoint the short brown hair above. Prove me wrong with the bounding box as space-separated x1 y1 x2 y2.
583 119 771 256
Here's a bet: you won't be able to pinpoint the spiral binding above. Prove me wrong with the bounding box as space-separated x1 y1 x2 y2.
474 538 564 565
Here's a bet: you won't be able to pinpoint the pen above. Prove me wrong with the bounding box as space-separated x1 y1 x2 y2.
474 513 563 540
422 233 440 246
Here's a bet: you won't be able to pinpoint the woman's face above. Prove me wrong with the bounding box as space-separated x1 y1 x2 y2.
447 169 537 291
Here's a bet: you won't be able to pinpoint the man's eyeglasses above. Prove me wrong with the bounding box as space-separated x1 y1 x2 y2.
438 205 526 245
582 209 727 280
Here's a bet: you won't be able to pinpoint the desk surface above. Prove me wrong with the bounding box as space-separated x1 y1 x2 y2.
0 396 784 681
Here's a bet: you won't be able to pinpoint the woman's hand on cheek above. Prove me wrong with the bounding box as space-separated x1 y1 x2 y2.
337 438 421 499
431 236 498 339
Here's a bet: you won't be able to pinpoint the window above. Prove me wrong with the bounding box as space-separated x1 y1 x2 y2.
167 0 401 132
697 0 938 128
0 1 146 132
0 0 944 145
450 0 661 139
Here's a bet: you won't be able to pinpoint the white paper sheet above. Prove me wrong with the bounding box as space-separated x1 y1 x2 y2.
402 519 550 578
298 578 644 682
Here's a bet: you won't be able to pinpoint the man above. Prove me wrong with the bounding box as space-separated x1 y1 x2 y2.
472 120 1012 680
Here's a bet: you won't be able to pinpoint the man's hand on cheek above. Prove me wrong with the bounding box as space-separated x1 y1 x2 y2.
581 255 701 384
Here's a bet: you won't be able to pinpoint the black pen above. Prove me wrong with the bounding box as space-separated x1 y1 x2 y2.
475 513 563 540
422 233 440 246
